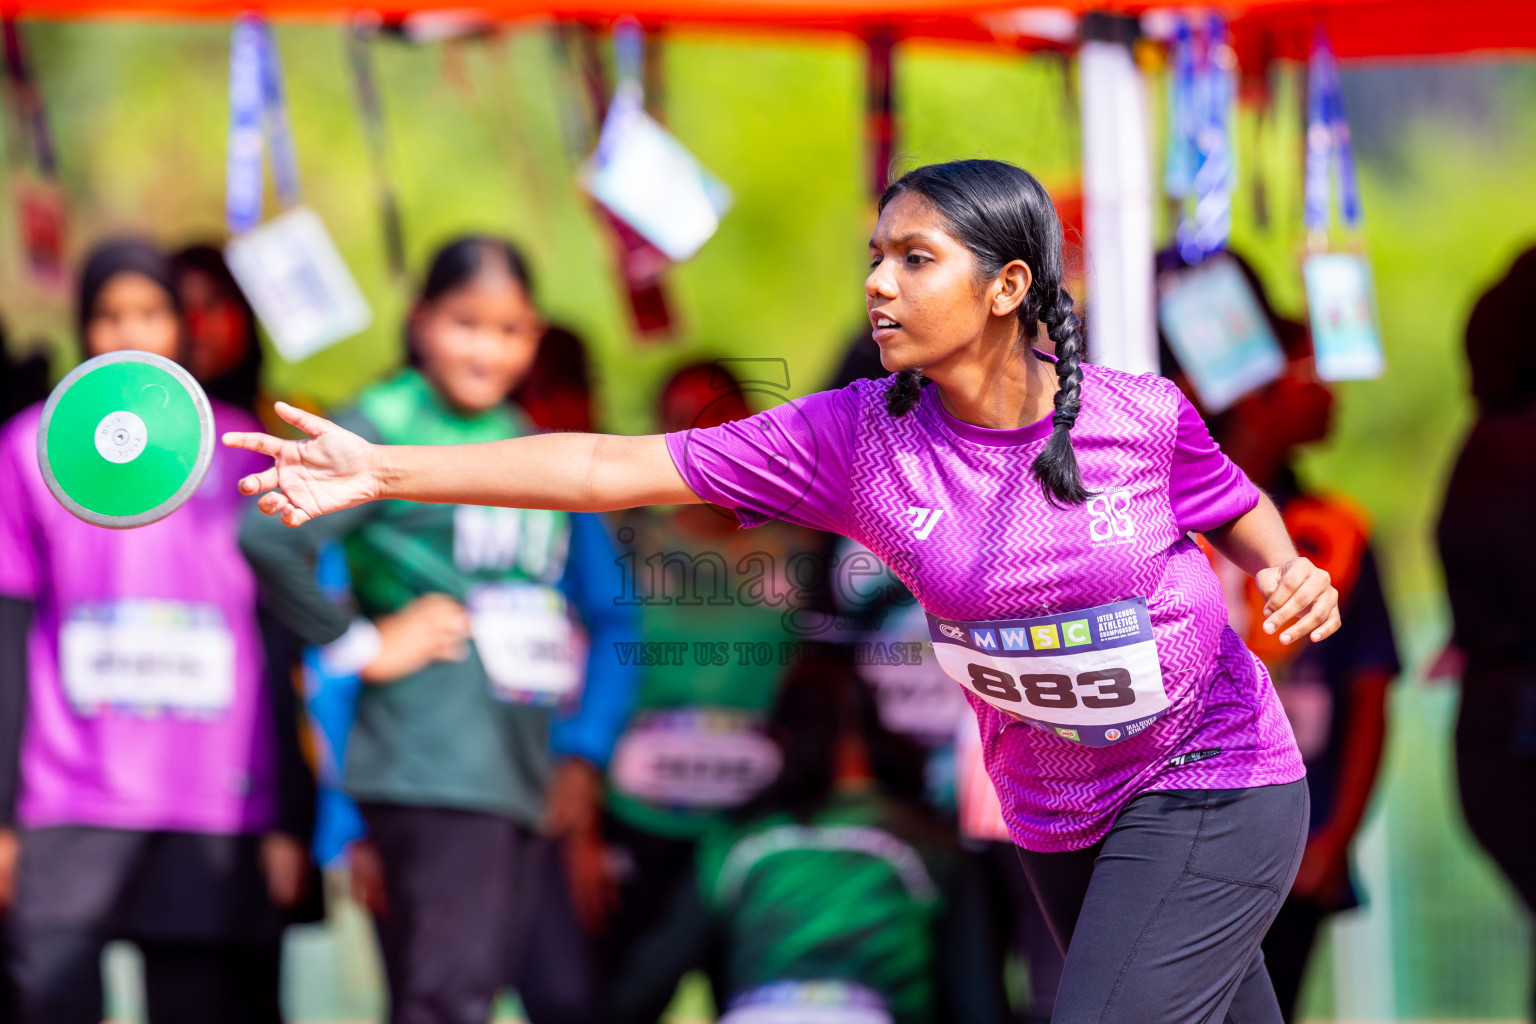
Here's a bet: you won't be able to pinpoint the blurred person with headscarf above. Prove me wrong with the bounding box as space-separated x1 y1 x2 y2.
1437 247 1536 1020
0 240 316 1024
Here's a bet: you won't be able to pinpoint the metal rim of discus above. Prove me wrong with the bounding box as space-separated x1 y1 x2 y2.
36 350 215 529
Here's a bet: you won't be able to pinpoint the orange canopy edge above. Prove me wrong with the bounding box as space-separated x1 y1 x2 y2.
12 0 1536 59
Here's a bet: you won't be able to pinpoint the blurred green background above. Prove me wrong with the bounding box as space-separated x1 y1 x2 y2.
5 19 1536 1022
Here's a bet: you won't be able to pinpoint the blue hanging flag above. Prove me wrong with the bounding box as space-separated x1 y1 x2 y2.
226 16 300 236
1304 27 1361 237
1171 15 1236 265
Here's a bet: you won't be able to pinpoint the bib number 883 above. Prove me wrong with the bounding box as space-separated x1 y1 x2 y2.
967 663 1134 710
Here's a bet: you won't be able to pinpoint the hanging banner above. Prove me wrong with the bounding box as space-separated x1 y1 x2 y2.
346 16 405 279
1157 253 1285 412
1167 15 1236 265
223 16 370 363
1302 28 1383 382
2 19 65 284
581 20 731 264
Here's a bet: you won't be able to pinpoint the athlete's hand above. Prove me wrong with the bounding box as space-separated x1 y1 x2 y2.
224 402 382 527
362 593 471 684
1254 557 1340 646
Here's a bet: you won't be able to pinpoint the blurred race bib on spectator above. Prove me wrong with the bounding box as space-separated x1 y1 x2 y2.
1303 252 1385 381
582 93 732 262
1157 254 1285 413
225 206 372 363
720 981 892 1024
611 708 782 809
61 600 235 716
469 582 581 706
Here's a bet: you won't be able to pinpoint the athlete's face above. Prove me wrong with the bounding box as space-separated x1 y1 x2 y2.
865 192 1030 375
86 273 182 361
414 272 544 414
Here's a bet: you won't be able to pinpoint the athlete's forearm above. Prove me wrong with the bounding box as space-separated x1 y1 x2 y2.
373 432 700 512
1204 493 1296 577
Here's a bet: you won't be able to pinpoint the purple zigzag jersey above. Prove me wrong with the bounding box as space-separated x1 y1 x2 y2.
665 363 1304 852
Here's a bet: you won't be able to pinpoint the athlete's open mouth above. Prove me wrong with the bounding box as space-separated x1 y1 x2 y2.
874 318 900 329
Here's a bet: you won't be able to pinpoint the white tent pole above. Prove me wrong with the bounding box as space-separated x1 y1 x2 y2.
1079 14 1157 375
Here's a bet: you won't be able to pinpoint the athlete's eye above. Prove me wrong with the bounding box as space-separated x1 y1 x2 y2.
868 254 883 269
906 252 931 266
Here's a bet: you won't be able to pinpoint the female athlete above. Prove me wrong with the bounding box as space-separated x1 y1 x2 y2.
228 160 1337 1024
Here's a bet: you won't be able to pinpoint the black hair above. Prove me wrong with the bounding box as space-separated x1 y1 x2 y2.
742 651 926 823
76 238 182 363
407 234 534 365
170 243 264 413
879 159 1090 506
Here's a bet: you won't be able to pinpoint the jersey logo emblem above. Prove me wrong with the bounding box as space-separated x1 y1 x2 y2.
906 506 945 540
1087 490 1135 544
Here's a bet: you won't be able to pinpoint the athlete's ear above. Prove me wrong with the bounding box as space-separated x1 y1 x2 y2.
991 259 1033 318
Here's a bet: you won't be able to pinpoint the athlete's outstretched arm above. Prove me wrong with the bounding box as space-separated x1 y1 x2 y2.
223 401 702 527
1205 491 1342 645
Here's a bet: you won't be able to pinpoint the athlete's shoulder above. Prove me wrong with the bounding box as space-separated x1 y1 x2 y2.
1078 364 1182 429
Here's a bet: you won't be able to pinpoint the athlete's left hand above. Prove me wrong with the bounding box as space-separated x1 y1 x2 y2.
1254 557 1340 645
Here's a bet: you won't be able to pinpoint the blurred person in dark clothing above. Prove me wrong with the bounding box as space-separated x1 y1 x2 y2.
0 335 49 426
171 244 264 415
0 239 316 1024
1164 254 1398 1023
1437 247 1536 1020
606 657 1008 1024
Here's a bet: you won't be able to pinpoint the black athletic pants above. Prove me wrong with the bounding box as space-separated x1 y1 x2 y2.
1016 781 1309 1024
360 803 595 1024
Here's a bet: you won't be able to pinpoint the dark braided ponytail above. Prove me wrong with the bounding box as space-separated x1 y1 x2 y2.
879 160 1091 506
884 368 930 416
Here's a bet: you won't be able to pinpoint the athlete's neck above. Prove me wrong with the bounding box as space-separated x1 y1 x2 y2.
928 336 1059 431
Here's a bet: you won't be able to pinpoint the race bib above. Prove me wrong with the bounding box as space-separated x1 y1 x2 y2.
720 981 891 1024
60 601 235 716
469 583 581 706
927 598 1169 747
610 709 782 809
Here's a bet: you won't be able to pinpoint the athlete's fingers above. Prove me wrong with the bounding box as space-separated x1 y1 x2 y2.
273 401 334 439
222 430 285 458
1284 596 1340 645
257 491 288 516
1311 606 1343 644
280 503 312 528
1264 572 1332 638
1260 559 1322 626
239 467 280 496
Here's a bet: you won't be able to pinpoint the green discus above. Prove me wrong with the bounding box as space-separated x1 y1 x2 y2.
36 351 214 529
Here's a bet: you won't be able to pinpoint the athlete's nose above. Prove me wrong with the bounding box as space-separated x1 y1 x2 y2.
865 260 897 302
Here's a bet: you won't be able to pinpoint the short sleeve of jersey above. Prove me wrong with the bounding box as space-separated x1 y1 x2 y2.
0 414 41 599
1168 390 1262 534
664 386 857 535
